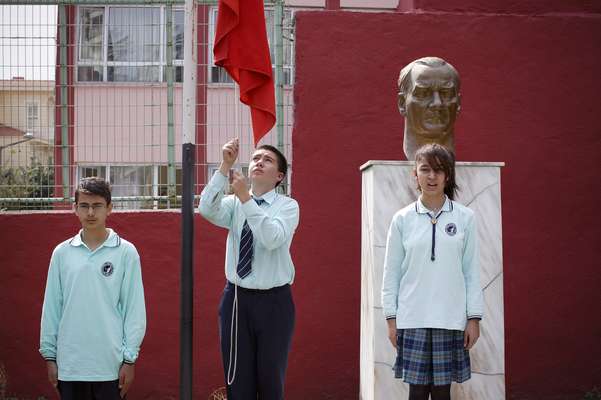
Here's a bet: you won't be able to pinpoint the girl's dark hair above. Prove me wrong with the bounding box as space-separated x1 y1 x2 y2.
75 177 112 205
414 143 458 200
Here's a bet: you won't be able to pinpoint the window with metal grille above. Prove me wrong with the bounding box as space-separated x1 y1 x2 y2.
207 7 294 85
26 101 39 131
77 6 184 83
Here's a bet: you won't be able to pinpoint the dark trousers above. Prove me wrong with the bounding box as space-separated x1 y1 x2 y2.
219 282 295 400
58 380 122 400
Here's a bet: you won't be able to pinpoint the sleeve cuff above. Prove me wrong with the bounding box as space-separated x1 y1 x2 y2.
123 349 139 364
210 170 228 189
40 349 57 361
467 315 482 320
385 315 396 320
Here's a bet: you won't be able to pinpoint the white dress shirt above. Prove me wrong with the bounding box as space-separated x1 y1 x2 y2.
198 171 300 289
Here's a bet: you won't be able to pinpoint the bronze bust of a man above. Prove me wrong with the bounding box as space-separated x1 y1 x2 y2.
398 57 461 160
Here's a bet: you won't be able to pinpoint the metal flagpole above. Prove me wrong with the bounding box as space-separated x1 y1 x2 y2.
181 0 197 398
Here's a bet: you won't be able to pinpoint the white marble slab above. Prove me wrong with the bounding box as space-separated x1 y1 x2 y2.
360 161 505 400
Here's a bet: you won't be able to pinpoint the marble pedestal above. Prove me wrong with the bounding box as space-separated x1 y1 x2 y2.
360 161 505 400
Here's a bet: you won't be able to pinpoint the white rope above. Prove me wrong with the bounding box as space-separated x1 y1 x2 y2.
227 82 242 385
226 280 239 385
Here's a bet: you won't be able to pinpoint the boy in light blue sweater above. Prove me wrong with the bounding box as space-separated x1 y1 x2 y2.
39 177 146 399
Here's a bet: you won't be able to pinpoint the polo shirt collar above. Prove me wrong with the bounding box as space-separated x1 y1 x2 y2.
251 188 277 205
416 195 453 214
69 228 121 248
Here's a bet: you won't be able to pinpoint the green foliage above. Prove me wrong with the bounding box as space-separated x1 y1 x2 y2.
584 387 601 400
0 158 54 210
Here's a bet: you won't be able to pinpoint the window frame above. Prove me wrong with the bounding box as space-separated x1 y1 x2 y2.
207 6 295 86
25 100 40 132
76 5 184 84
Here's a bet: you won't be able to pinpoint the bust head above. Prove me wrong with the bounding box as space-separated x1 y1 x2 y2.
398 57 461 160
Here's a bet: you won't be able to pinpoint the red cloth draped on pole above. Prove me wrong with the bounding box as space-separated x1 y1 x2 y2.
213 0 276 146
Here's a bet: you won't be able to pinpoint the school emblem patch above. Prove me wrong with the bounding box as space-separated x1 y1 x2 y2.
445 223 457 236
101 262 114 277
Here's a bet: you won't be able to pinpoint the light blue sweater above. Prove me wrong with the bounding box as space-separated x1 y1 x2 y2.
39 229 146 381
381 197 484 331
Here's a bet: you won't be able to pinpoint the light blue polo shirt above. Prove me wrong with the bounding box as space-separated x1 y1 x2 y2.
381 196 484 331
39 229 146 381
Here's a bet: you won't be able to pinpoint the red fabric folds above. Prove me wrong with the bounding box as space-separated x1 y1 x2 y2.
213 0 276 145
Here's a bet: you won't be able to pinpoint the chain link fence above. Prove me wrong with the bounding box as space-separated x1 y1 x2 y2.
0 1 294 210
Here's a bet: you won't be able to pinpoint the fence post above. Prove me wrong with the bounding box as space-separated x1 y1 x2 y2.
166 3 177 205
58 4 70 200
274 0 284 156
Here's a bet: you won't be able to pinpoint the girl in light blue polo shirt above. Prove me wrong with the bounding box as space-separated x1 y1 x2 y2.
381 144 483 400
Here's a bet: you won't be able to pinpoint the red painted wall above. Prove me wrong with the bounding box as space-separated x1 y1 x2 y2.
291 10 601 400
412 0 601 14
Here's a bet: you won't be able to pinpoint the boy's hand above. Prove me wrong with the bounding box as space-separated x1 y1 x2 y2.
119 363 135 397
219 138 240 176
46 360 60 396
231 170 251 203
46 360 58 386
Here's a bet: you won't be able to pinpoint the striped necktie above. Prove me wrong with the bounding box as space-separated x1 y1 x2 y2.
236 198 265 279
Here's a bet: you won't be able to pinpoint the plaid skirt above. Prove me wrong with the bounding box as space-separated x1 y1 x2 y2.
393 328 471 385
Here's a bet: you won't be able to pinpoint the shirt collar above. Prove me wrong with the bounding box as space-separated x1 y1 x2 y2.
251 188 277 205
69 228 121 248
416 195 453 214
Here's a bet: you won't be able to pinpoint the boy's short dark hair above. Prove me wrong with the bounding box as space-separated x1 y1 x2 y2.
75 177 112 205
257 144 288 187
